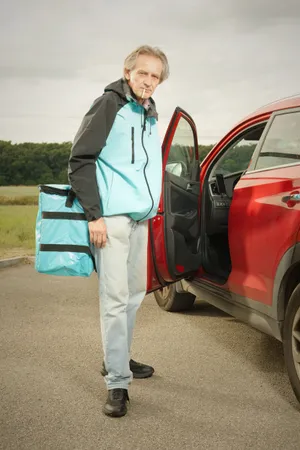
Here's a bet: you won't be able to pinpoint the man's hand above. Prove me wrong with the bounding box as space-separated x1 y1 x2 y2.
88 218 107 248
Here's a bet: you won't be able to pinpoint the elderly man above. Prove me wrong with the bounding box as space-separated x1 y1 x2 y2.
68 45 169 417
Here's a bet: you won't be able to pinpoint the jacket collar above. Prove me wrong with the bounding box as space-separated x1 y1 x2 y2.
104 78 158 119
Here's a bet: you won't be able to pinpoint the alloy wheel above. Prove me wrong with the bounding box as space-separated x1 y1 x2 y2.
292 305 300 380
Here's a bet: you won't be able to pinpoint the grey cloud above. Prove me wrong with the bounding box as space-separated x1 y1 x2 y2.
154 0 300 31
0 66 81 80
223 0 300 23
1 0 300 143
0 0 166 80
1 0 300 82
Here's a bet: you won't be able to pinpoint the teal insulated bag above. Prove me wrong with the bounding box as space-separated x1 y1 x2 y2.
35 184 96 277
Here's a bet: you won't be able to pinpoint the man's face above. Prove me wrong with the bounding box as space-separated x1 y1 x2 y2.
125 54 163 102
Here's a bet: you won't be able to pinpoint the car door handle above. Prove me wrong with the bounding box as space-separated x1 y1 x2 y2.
282 193 300 203
186 181 199 192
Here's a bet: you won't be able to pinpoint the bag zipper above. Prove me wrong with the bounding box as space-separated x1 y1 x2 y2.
131 127 135 164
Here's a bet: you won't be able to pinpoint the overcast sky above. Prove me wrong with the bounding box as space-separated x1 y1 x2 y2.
1 0 300 144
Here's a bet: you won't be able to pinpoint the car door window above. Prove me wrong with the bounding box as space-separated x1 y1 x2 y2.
165 117 197 179
255 110 300 170
211 125 266 177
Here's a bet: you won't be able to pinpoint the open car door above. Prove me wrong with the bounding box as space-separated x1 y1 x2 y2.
147 107 202 292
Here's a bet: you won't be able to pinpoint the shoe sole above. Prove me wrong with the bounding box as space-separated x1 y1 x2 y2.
103 407 128 418
132 370 154 379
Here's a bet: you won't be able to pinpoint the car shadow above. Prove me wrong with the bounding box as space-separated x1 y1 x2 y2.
182 301 229 317
180 301 299 409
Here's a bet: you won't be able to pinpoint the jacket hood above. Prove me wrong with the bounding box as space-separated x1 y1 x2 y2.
104 78 158 119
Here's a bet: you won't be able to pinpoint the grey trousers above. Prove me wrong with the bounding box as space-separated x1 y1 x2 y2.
94 215 148 390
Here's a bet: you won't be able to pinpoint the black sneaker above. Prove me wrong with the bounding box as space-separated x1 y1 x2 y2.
103 389 129 417
129 359 155 379
101 359 155 379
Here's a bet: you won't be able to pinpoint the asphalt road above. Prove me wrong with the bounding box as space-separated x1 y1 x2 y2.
1 263 300 450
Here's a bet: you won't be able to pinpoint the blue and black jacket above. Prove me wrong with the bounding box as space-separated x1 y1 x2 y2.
68 79 162 222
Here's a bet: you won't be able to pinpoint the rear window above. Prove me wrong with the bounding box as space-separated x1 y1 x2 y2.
255 110 300 170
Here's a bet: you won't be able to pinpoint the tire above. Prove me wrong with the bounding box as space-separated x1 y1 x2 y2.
283 283 300 403
154 283 196 312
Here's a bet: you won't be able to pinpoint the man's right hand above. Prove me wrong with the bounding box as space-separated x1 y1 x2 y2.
88 218 107 248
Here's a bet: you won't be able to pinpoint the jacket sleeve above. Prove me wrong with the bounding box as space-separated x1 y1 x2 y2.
68 93 118 222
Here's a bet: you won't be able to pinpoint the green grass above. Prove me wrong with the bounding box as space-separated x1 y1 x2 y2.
0 205 38 258
0 186 38 205
0 186 38 197
0 196 38 205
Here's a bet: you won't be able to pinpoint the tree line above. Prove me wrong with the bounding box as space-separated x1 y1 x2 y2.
0 141 215 186
0 141 72 186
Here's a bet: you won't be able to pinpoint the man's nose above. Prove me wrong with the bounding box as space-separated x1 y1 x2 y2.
144 76 151 87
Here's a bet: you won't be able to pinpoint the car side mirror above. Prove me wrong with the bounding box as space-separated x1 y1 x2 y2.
166 162 184 177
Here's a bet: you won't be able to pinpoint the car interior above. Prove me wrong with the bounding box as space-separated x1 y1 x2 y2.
158 122 268 286
201 123 267 283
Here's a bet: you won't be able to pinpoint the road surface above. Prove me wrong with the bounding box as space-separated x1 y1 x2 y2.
1 264 300 450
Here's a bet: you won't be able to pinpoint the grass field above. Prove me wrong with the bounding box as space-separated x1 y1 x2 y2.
0 186 38 258
0 205 38 258
0 186 38 206
0 186 38 197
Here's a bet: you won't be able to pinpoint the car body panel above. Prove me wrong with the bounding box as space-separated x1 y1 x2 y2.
240 95 300 124
180 277 283 341
227 164 300 305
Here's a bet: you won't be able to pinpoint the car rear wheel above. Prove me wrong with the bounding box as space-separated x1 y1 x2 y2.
283 283 300 403
154 283 196 312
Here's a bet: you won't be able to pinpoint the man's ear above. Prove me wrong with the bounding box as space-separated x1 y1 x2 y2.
124 69 130 81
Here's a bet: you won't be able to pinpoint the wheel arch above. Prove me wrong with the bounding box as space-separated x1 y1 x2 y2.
275 243 300 325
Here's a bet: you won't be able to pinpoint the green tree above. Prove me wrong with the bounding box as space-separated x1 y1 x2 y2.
0 140 72 185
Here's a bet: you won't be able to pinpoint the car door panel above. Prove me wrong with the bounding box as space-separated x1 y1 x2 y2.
228 165 300 306
147 107 201 292
164 171 201 276
228 109 300 306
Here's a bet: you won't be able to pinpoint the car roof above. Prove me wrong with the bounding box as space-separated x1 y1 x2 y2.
240 94 300 124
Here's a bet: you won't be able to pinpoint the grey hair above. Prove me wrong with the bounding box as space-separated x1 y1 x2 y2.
124 45 170 83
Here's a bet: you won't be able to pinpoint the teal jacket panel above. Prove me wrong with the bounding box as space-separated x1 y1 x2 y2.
96 102 162 222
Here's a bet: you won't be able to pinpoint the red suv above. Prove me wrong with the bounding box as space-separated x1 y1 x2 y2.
146 95 300 404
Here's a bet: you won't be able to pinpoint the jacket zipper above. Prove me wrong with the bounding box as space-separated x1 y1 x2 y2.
131 127 135 164
138 113 154 222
